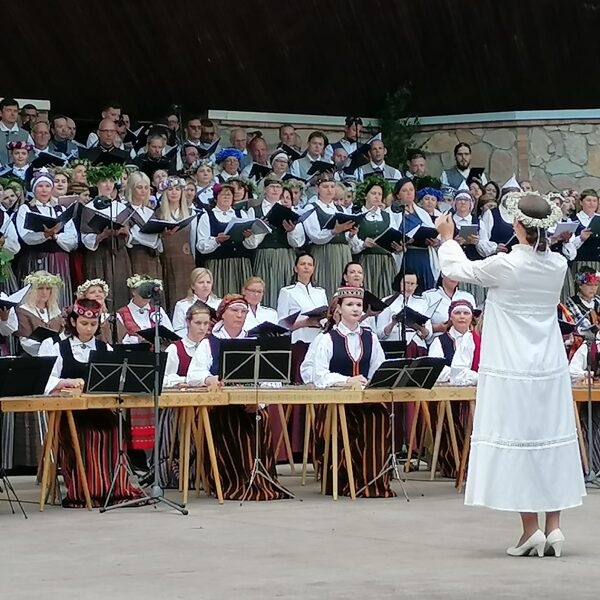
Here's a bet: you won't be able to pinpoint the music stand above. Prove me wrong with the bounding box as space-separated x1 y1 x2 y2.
218 337 295 504
0 356 56 518
359 357 446 500
380 341 407 360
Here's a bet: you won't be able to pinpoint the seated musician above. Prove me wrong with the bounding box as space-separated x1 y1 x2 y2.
158 301 213 488
428 300 480 385
76 278 126 344
39 299 141 508
186 294 287 501
307 286 394 498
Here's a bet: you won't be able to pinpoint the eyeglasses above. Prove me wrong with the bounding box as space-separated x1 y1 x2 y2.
99 129 116 133
245 288 264 294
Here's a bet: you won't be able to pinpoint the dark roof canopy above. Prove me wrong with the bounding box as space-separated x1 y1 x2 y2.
4 0 600 122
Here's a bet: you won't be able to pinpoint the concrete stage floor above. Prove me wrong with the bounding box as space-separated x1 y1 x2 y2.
1 470 598 599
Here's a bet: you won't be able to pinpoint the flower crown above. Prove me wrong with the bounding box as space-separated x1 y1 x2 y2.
87 164 126 185
68 158 90 170
24 272 63 288
159 176 186 192
215 147 244 164
575 271 600 286
504 191 562 229
72 299 102 319
355 175 392 206
76 278 109 298
126 274 163 290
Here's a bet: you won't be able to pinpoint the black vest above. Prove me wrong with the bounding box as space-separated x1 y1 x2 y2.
59 338 108 379
206 209 250 259
328 328 372 378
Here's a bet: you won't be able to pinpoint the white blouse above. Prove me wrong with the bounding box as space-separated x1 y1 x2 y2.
16 202 77 252
421 287 476 339
376 293 433 348
163 336 202 388
117 300 174 344
81 200 131 251
128 204 163 252
302 199 361 252
244 304 279 331
195 207 260 254
172 294 221 335
276 282 328 344
0 210 21 256
310 322 386 388
248 199 305 248
428 327 478 385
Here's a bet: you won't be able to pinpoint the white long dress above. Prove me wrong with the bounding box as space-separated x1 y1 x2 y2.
438 239 586 512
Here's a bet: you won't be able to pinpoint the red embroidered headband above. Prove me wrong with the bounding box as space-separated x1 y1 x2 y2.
448 299 473 318
72 299 102 319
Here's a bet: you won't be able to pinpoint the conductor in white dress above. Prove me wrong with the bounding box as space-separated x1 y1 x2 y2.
435 191 586 558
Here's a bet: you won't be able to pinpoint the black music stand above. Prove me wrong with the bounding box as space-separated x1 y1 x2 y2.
218 337 295 504
380 341 407 360
86 348 185 514
359 357 446 500
0 356 57 518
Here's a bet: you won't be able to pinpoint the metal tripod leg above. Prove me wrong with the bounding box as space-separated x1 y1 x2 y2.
0 471 27 518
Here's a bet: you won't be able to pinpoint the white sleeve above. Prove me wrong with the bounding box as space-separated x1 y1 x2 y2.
163 344 186 388
428 337 450 382
129 225 162 251
196 213 219 254
438 239 514 288
323 144 334 163
300 336 319 384
82 231 100 251
376 305 397 339
39 339 62 394
367 335 386 380
289 162 301 178
86 132 99 148
303 210 334 244
440 171 449 186
172 301 187 335
276 288 291 321
55 219 78 252
1 219 20 256
159 309 174 331
560 236 577 261
449 333 478 386
572 233 585 251
569 343 589 381
286 223 306 247
16 205 47 246
477 210 498 256
186 338 213 385
312 334 349 388
0 308 17 336
347 231 363 254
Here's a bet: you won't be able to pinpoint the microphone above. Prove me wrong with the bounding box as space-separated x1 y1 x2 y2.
93 196 112 210
137 281 162 300
390 200 405 214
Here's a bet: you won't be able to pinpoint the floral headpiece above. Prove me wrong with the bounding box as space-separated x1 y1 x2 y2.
227 175 257 196
31 168 54 192
212 182 235 197
504 191 562 229
7 140 33 152
52 166 72 180
68 158 90 170
158 176 186 192
355 175 392 206
417 187 443 201
72 299 102 319
575 270 600 286
76 278 109 298
126 274 163 290
24 272 63 288
87 164 126 185
215 147 244 164
195 159 215 171
0 176 25 192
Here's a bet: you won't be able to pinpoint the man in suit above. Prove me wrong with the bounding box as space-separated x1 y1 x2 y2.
441 142 487 193
0 97 33 165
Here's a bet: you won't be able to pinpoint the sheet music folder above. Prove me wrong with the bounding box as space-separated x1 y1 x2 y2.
218 337 292 385
85 349 167 395
366 356 446 389
0 356 56 396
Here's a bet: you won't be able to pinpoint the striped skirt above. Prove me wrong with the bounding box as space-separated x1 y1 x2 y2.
204 406 287 501
253 247 296 308
205 257 252 298
359 253 397 300
311 243 352 300
60 411 142 508
315 404 395 498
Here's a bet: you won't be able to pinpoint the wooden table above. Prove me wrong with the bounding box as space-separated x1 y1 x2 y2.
2 385 597 510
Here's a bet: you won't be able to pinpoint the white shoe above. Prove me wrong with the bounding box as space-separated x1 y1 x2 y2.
506 529 546 557
545 529 565 557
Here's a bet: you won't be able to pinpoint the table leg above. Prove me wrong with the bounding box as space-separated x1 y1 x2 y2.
456 401 475 492
301 403 311 486
338 404 356 500
178 408 186 493
445 402 461 473
65 410 92 511
168 408 179 473
182 407 192 506
277 404 295 474
321 405 332 495
430 402 446 481
404 401 421 473
201 407 223 505
574 401 590 474
39 411 57 511
332 405 338 501
49 415 61 505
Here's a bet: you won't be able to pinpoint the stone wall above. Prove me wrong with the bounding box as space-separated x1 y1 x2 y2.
215 118 600 193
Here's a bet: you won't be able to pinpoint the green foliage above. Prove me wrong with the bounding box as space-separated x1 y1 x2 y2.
377 87 419 171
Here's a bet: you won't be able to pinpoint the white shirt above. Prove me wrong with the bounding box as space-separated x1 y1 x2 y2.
249 199 306 248
479 204 513 256
428 327 478 385
117 300 174 344
452 212 486 258
163 336 202 387
0 307 18 337
302 198 361 252
571 211 600 252
16 202 78 252
276 282 328 344
196 185 214 206
310 322 386 388
324 139 357 163
39 336 112 394
18 304 63 356
244 304 279 331
299 332 324 384
569 341 593 381
0 210 21 256
376 294 433 348
351 206 392 253
81 200 131 251
0 122 33 144
195 207 260 253
422 287 476 339
172 294 221 335
128 204 163 251
440 167 487 187
186 324 246 385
